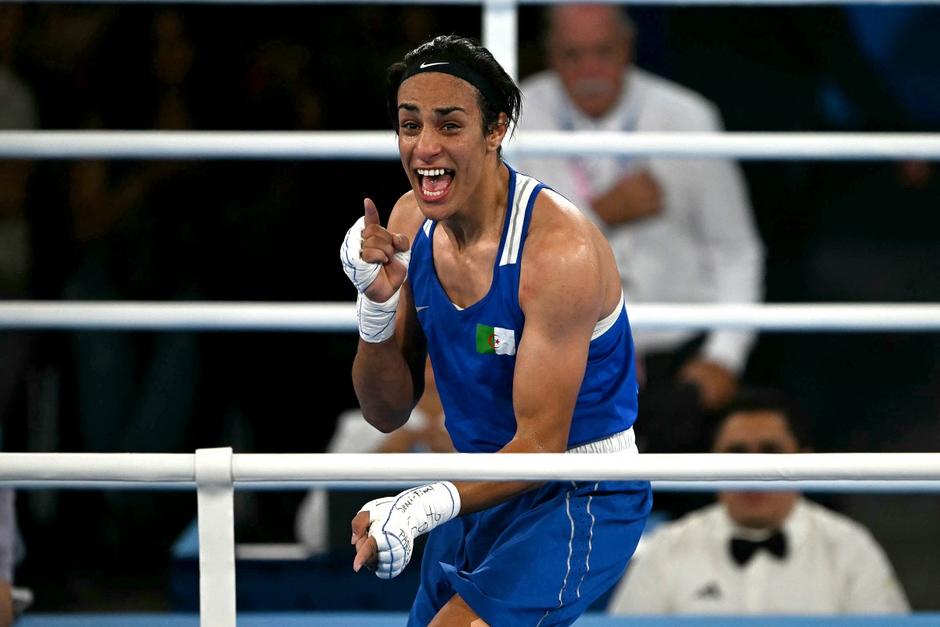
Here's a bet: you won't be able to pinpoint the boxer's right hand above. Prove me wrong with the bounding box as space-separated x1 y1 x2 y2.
340 198 411 303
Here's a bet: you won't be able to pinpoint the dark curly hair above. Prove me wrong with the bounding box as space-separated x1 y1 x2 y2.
386 35 522 153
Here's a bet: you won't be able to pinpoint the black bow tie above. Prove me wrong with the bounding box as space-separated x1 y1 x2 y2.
730 531 787 566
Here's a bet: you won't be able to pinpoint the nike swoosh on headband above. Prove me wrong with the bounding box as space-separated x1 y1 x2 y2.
419 61 449 69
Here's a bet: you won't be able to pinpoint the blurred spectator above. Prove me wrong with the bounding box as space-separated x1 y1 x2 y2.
243 40 323 130
607 388 909 615
0 4 39 431
845 7 940 132
516 4 764 455
294 358 451 554
22 5 117 129
0 490 16 626
0 489 33 623
0 5 37 131
0 3 37 297
846 6 940 192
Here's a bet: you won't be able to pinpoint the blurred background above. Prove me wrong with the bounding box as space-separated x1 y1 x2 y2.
0 1 938 615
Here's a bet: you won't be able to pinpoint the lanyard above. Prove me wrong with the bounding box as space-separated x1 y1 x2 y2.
557 88 641 202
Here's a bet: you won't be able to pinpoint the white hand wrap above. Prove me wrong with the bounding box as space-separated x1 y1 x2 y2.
340 215 411 343
340 216 381 293
356 292 400 343
359 481 461 580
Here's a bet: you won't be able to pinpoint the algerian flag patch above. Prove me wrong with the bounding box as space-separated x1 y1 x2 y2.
475 324 516 356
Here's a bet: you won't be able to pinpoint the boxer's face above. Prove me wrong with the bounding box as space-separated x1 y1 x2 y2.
397 72 505 220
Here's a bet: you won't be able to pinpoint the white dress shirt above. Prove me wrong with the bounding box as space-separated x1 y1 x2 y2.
516 68 764 373
607 499 909 615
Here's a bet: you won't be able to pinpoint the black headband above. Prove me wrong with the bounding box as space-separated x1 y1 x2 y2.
399 60 502 114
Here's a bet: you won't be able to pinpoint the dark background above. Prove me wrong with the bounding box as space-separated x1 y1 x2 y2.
0 2 938 613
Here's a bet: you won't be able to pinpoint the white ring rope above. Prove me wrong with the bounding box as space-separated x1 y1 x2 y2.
0 302 358 332
0 302 938 331
2 452 940 485
5 480 940 493
510 132 940 160
3 131 940 160
237 452 940 482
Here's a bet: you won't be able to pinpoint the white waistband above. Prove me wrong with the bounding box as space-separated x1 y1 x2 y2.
567 427 638 455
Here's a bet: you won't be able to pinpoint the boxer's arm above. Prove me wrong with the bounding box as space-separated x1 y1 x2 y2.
347 193 427 432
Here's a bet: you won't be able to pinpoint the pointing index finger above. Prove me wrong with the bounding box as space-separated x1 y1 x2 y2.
363 197 380 227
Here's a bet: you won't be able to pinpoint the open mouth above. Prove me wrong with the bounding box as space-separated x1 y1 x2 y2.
416 167 455 202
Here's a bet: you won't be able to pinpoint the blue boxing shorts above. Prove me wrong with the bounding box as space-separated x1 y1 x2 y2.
408 477 652 626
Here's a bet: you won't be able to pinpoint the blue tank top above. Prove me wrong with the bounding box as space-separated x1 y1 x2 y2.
408 163 639 453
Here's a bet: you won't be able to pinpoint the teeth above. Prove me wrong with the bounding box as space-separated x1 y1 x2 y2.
417 168 448 177
424 189 445 197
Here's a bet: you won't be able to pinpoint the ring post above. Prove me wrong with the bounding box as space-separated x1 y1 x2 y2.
195 447 236 627
483 0 518 81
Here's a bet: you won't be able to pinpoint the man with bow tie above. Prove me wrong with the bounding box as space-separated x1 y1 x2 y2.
607 389 909 615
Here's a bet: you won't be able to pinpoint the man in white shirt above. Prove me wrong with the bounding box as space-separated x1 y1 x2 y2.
607 389 909 615
516 4 764 454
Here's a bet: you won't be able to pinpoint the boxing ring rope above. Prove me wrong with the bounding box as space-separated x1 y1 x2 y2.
4 451 940 485
3 131 940 161
0 301 938 332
